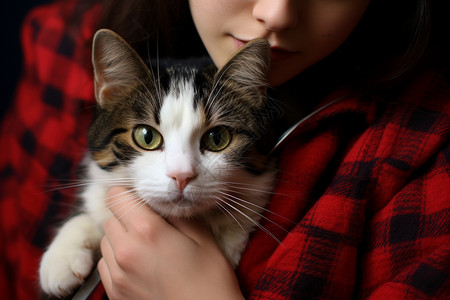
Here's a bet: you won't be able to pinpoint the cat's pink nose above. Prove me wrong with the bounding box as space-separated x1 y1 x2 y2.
170 172 196 191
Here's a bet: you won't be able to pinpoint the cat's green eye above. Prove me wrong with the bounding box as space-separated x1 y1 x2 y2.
133 125 163 150
202 126 231 152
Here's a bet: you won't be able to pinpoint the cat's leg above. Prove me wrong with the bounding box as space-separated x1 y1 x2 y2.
39 213 102 298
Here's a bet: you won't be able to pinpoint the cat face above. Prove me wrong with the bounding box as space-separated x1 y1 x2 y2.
89 29 272 217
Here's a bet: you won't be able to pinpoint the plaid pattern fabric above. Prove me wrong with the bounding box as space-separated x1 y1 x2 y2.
237 73 450 299
0 1 449 299
0 1 100 299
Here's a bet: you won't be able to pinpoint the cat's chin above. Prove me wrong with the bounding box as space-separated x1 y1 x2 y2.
146 196 211 218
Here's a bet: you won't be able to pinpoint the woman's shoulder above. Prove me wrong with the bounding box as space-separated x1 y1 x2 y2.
21 0 101 80
0 0 101 184
23 0 101 37
13 0 100 117
376 66 450 144
350 65 450 206
400 65 450 112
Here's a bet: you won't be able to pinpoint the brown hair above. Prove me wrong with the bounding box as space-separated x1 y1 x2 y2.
98 0 207 60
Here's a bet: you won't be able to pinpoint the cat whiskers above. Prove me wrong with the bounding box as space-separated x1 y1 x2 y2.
205 67 237 115
221 190 289 220
215 195 283 245
214 201 247 236
224 182 277 196
219 190 293 230
128 76 161 112
103 187 148 222
44 178 137 193
145 27 163 102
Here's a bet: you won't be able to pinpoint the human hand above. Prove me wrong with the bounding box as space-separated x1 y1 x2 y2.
97 187 244 300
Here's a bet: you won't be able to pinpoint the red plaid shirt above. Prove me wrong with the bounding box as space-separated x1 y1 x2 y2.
1 1 449 299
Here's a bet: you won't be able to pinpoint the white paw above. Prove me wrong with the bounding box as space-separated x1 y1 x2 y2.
39 242 95 298
38 214 102 298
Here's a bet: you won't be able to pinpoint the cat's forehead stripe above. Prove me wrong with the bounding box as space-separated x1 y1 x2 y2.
160 78 203 132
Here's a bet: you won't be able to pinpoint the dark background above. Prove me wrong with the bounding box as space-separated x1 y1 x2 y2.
1 1 52 118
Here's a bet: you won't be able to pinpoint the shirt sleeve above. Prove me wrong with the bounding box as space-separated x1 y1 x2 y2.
0 0 100 298
361 143 450 299
238 68 450 300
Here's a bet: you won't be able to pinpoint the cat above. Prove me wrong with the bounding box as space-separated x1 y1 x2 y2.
39 29 277 298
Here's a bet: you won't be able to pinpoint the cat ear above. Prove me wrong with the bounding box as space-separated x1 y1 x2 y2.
92 29 151 107
215 38 270 98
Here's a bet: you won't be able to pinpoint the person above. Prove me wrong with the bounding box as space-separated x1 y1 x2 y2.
0 0 449 299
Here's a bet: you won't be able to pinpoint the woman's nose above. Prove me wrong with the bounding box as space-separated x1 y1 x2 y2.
252 0 298 32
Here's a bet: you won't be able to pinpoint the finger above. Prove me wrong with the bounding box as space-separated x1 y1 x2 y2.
104 209 126 232
98 236 120 290
100 236 116 269
105 187 142 219
98 258 112 293
168 217 215 246
105 187 165 233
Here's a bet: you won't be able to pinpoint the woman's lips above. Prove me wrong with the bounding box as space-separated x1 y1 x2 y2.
233 37 247 49
232 36 297 63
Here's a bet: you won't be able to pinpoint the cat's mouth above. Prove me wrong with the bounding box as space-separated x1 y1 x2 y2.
158 190 214 217
145 194 199 218
171 194 195 208
138 183 214 217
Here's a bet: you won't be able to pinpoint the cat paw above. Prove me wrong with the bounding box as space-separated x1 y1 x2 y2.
39 243 95 298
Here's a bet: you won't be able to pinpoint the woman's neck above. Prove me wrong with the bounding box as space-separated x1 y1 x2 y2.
268 66 337 139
